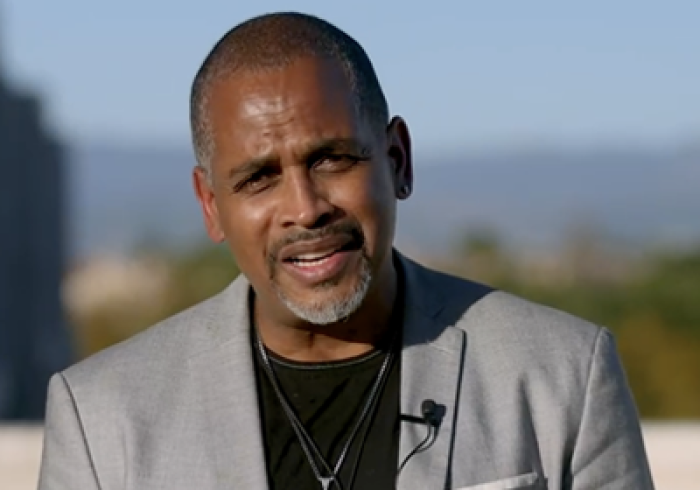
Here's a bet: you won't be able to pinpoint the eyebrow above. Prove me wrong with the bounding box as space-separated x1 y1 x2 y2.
226 157 275 181
226 137 370 181
304 137 369 158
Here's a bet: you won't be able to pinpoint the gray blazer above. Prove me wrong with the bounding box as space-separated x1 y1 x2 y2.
38 254 654 489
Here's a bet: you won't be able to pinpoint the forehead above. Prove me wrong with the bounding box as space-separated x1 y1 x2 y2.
206 57 365 162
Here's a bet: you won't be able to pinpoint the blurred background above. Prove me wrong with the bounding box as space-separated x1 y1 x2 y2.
1 1 698 488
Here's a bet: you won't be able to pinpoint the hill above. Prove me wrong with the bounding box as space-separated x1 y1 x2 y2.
67 142 700 259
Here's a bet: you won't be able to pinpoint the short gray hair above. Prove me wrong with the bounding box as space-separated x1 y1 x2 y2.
189 12 389 179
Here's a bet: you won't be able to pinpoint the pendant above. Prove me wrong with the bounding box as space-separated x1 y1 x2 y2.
319 476 334 490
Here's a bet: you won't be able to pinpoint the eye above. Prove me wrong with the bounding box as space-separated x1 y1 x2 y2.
315 154 361 172
235 171 276 194
246 174 272 191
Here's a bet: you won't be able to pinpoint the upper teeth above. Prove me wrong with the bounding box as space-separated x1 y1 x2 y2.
293 252 332 261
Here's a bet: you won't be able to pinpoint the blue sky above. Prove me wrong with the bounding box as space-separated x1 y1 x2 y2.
3 0 699 152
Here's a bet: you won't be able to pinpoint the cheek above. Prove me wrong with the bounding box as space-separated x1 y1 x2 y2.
217 198 273 270
333 167 396 249
366 168 398 248
365 192 397 252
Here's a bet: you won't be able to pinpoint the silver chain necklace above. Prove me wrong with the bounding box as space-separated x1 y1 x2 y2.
255 327 397 490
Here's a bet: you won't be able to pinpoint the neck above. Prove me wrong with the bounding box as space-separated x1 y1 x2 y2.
254 262 399 363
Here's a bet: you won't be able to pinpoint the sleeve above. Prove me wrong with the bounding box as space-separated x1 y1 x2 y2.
37 373 101 490
569 328 655 489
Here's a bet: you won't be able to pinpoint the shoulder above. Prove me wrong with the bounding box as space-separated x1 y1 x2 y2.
60 282 235 397
465 288 602 350
425 266 616 416
459 291 610 363
415 260 605 370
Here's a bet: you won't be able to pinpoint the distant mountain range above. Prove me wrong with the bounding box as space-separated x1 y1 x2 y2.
67 142 700 260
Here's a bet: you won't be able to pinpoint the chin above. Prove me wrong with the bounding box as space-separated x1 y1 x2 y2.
277 268 372 326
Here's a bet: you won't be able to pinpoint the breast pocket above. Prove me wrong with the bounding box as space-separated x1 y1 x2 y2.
454 471 542 490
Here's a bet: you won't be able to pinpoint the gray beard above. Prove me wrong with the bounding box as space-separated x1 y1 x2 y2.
274 255 372 325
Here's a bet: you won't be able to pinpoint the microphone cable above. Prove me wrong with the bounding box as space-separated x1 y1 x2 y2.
397 400 441 478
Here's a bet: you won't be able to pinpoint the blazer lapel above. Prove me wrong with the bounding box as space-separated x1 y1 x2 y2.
188 277 269 489
396 254 470 490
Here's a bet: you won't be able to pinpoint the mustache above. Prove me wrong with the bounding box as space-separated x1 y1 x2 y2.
269 221 365 261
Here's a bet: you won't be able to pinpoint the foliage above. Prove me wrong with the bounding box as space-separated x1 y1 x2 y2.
71 233 700 419
72 244 239 358
163 244 240 313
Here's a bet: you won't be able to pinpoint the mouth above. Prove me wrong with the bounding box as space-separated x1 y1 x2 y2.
284 241 357 267
276 233 363 286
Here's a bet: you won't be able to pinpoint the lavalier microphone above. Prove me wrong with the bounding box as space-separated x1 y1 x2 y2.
420 399 442 428
397 399 443 477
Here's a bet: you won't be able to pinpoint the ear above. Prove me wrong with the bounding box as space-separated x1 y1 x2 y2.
193 166 226 243
385 116 413 200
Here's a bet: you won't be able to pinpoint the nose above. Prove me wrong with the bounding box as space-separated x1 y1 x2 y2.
278 170 335 229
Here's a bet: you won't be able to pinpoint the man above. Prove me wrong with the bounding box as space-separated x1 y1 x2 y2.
38 12 654 490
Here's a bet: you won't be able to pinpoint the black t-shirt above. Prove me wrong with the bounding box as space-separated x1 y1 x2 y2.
254 342 400 490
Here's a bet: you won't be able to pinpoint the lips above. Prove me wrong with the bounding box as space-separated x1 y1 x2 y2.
278 234 357 263
275 233 362 286
287 249 340 266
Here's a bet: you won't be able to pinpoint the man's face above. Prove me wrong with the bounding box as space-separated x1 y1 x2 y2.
194 56 411 325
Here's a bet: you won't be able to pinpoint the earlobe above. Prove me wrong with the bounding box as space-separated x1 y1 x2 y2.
209 224 226 243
